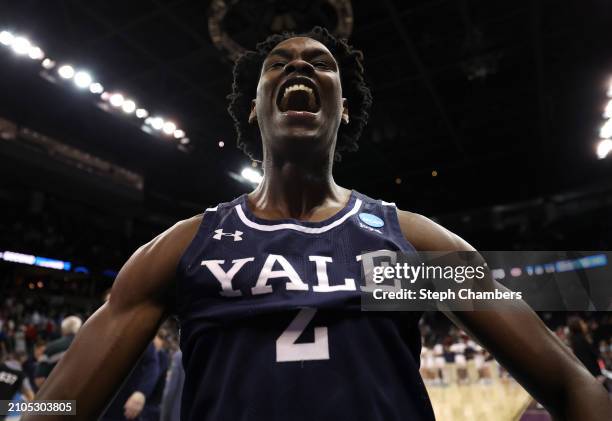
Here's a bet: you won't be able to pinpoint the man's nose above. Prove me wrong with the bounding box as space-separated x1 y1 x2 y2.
284 59 314 76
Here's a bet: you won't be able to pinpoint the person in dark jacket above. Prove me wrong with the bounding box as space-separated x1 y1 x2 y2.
140 331 170 421
101 342 160 421
568 316 604 383
160 350 184 421
34 316 82 388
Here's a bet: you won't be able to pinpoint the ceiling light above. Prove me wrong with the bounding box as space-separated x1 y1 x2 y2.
41 58 55 69
162 121 176 135
597 139 612 159
89 82 104 94
604 100 612 119
109 93 124 107
173 129 185 139
74 71 92 89
600 119 612 139
27 46 44 60
58 65 75 79
241 168 263 184
122 100 136 113
135 108 148 119
150 117 164 130
0 31 14 46
11 36 30 55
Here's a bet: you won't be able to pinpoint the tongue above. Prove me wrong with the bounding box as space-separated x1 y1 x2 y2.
280 90 317 112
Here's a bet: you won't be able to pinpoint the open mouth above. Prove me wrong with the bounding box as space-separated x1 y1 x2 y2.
276 77 321 113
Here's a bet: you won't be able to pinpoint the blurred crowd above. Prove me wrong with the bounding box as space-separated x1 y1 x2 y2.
419 312 612 388
2 291 612 420
0 293 183 421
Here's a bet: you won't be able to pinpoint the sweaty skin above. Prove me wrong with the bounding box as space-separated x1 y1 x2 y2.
25 36 611 420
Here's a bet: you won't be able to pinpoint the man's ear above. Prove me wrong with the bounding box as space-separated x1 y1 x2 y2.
248 99 257 124
341 98 349 124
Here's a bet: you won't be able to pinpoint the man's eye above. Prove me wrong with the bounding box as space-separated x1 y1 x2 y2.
269 62 285 69
313 61 331 69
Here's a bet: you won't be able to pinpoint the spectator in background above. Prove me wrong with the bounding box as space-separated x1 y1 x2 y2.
100 290 162 421
0 352 34 421
140 330 170 421
34 315 82 388
101 342 160 421
13 325 26 354
568 316 605 383
160 350 184 421
2 351 34 401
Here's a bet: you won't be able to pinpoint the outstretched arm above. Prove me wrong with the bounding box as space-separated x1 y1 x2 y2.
23 215 202 421
397 210 612 420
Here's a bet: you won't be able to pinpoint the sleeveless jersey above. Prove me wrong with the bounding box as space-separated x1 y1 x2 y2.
175 190 435 421
0 362 24 401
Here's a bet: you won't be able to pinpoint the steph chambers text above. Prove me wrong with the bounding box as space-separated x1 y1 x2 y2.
372 288 523 302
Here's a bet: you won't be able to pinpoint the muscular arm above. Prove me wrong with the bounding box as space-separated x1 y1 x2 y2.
397 210 612 421
23 215 202 421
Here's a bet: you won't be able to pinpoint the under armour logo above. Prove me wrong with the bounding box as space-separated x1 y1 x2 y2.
213 229 243 241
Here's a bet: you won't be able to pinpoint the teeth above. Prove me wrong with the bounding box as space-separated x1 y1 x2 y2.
279 82 319 112
283 84 314 98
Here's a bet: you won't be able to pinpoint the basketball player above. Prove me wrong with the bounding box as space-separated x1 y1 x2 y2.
25 27 610 420
0 352 34 421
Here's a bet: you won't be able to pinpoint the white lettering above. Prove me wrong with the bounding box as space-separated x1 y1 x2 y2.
309 256 356 292
251 254 308 295
201 258 255 297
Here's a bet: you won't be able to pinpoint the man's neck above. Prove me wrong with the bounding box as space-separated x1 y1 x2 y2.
248 155 348 220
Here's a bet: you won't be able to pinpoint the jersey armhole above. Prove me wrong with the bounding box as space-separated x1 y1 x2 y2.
172 207 219 315
381 201 417 254
175 207 218 279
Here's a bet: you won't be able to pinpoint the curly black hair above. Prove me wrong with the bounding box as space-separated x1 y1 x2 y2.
227 26 373 162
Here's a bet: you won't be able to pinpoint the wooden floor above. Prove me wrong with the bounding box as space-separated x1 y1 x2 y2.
426 380 531 421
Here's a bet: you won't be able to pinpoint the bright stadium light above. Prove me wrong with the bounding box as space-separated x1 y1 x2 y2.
41 58 55 69
0 31 14 46
150 117 164 130
241 167 263 184
109 93 124 107
74 71 92 89
162 121 176 135
605 100 612 119
11 36 31 55
27 46 44 60
0 28 189 151
597 139 612 159
89 82 104 94
600 119 612 139
121 100 136 113
58 65 75 79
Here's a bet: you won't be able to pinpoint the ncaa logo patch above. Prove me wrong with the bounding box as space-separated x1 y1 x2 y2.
358 213 384 228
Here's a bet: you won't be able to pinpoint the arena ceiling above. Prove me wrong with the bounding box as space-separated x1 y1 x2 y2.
0 0 611 217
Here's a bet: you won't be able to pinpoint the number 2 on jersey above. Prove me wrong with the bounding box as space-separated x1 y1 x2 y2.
276 308 330 362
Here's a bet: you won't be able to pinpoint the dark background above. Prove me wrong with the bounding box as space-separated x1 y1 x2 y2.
0 0 611 287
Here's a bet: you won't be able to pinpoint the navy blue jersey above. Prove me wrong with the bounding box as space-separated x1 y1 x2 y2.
175 190 435 421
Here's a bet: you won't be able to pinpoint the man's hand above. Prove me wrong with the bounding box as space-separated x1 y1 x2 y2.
124 391 146 419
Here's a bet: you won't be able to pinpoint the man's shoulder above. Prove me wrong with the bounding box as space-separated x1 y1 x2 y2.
394 208 472 252
143 214 204 256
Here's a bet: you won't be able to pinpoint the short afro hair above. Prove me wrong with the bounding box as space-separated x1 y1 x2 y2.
227 26 372 162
